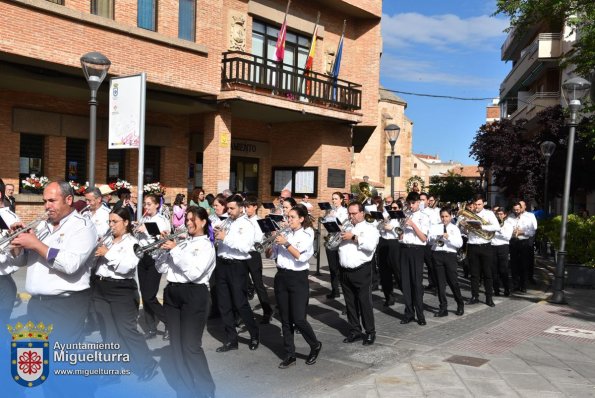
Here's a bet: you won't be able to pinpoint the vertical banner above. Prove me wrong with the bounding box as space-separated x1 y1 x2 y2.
108 74 144 149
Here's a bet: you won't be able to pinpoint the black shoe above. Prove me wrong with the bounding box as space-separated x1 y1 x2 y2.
138 360 159 382
278 357 296 369
486 298 495 307
417 319 427 326
306 342 322 365
425 284 436 291
261 313 273 325
467 297 480 305
400 317 414 325
144 330 157 340
343 333 363 343
162 328 169 341
235 317 244 328
216 342 239 352
434 309 448 317
249 336 260 350
383 297 395 307
455 303 464 316
247 290 255 300
362 332 376 346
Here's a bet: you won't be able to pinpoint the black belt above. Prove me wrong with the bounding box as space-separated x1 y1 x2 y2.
98 276 133 283
400 243 425 249
219 257 246 264
276 267 307 273
468 243 491 246
341 261 371 272
168 281 205 286
31 289 89 301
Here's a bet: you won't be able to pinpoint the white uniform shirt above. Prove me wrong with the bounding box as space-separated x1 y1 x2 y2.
338 220 379 269
509 212 537 240
156 235 216 285
400 210 430 246
325 206 348 225
272 227 314 271
423 207 441 227
492 218 513 246
379 218 400 240
429 223 463 253
465 209 500 245
0 208 21 276
248 214 264 252
7 211 97 295
218 215 255 260
90 205 110 238
137 213 170 246
95 234 138 279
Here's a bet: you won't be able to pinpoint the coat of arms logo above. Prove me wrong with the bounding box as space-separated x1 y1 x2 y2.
7 321 52 387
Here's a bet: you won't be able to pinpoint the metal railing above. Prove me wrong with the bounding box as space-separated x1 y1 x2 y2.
221 51 362 111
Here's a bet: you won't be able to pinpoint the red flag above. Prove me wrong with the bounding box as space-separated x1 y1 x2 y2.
275 1 291 62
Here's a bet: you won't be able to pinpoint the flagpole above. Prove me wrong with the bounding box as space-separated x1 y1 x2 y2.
300 11 320 98
331 20 346 102
275 0 291 94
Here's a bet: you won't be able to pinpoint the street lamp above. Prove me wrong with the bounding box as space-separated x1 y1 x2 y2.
385 124 400 199
549 76 591 304
540 140 556 214
80 51 111 188
477 166 485 197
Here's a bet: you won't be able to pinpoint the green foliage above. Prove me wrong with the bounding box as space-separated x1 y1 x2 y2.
538 215 595 266
429 174 476 204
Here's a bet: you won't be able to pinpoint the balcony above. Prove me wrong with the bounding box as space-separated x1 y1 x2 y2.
500 33 562 99
221 51 362 111
508 91 560 122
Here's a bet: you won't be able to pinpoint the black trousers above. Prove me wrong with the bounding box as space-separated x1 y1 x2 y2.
0 274 16 327
28 289 90 343
92 278 154 375
467 243 494 298
424 244 437 287
164 283 215 398
377 238 401 299
325 247 341 294
432 251 464 310
400 244 425 320
274 269 318 358
246 251 272 316
138 254 167 332
510 239 532 290
340 262 375 335
215 258 258 343
492 245 510 293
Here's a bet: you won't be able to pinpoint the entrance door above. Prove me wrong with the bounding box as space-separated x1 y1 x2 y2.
230 157 259 196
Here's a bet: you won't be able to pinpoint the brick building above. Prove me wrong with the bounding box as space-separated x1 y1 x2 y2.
0 0 382 220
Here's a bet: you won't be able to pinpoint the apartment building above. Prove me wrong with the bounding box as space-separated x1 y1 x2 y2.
0 0 382 220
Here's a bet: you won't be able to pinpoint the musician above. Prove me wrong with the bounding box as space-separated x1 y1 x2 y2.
383 195 394 207
378 200 401 307
268 205 322 368
5 183 16 212
155 206 216 397
112 188 136 219
520 200 538 284
420 192 440 293
430 207 464 317
136 193 170 339
7 181 97 342
93 208 158 382
459 194 500 306
492 208 513 296
244 196 273 323
99 185 113 209
338 202 379 346
273 189 292 215
509 201 537 293
85 187 111 237
399 192 430 325
210 194 228 227
0 182 20 326
214 194 259 352
324 192 348 299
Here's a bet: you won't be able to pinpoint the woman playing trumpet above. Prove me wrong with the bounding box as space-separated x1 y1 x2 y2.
154 206 216 397
324 192 348 299
0 182 20 327
377 201 402 307
93 208 158 381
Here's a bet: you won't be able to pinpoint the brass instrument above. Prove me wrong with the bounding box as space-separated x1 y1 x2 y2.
456 209 495 241
0 212 49 250
96 231 114 249
437 224 447 247
133 227 188 259
255 226 292 254
132 210 149 236
215 216 233 239
324 219 354 250
356 182 377 204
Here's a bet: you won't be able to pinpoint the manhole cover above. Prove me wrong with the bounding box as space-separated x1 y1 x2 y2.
444 355 489 367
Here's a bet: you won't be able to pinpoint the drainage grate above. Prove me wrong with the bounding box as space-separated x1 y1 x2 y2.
444 355 489 367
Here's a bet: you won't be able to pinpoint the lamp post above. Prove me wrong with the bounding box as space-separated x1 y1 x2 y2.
540 141 556 215
80 52 111 188
477 166 485 197
385 124 400 199
549 76 591 304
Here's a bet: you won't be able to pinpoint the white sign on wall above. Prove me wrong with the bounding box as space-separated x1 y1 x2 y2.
108 74 145 149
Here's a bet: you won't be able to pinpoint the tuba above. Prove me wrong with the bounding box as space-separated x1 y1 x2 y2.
356 182 378 204
456 209 495 241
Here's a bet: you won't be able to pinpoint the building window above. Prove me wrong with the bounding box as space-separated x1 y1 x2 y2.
144 146 161 183
91 0 114 19
19 134 44 183
66 138 88 184
178 0 196 41
138 0 157 31
107 149 126 183
272 167 318 197
386 156 401 177
46 0 64 4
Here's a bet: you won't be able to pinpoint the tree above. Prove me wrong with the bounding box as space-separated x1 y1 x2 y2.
429 172 476 204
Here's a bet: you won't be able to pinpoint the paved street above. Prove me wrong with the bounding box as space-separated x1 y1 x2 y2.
8 254 595 397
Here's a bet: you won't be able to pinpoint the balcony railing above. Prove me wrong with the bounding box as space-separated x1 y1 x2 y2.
509 91 560 121
221 51 362 111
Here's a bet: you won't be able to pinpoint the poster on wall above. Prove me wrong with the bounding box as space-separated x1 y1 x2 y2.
68 161 78 180
108 74 144 149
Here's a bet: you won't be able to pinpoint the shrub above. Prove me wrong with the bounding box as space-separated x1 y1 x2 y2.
539 215 595 267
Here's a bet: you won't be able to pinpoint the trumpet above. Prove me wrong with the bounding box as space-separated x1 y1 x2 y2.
132 210 149 236
324 220 354 250
133 227 188 259
255 226 292 254
214 217 233 241
0 212 49 250
96 231 114 249
436 224 448 247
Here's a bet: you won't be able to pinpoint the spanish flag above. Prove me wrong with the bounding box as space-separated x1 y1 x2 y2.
304 14 320 96
275 0 291 62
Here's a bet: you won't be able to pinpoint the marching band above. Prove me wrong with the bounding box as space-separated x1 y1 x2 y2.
0 179 543 394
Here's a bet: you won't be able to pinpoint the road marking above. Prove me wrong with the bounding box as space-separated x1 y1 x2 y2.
544 325 595 340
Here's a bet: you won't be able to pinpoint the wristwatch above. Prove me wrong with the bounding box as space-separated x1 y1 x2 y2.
351 234 357 241
283 242 291 248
